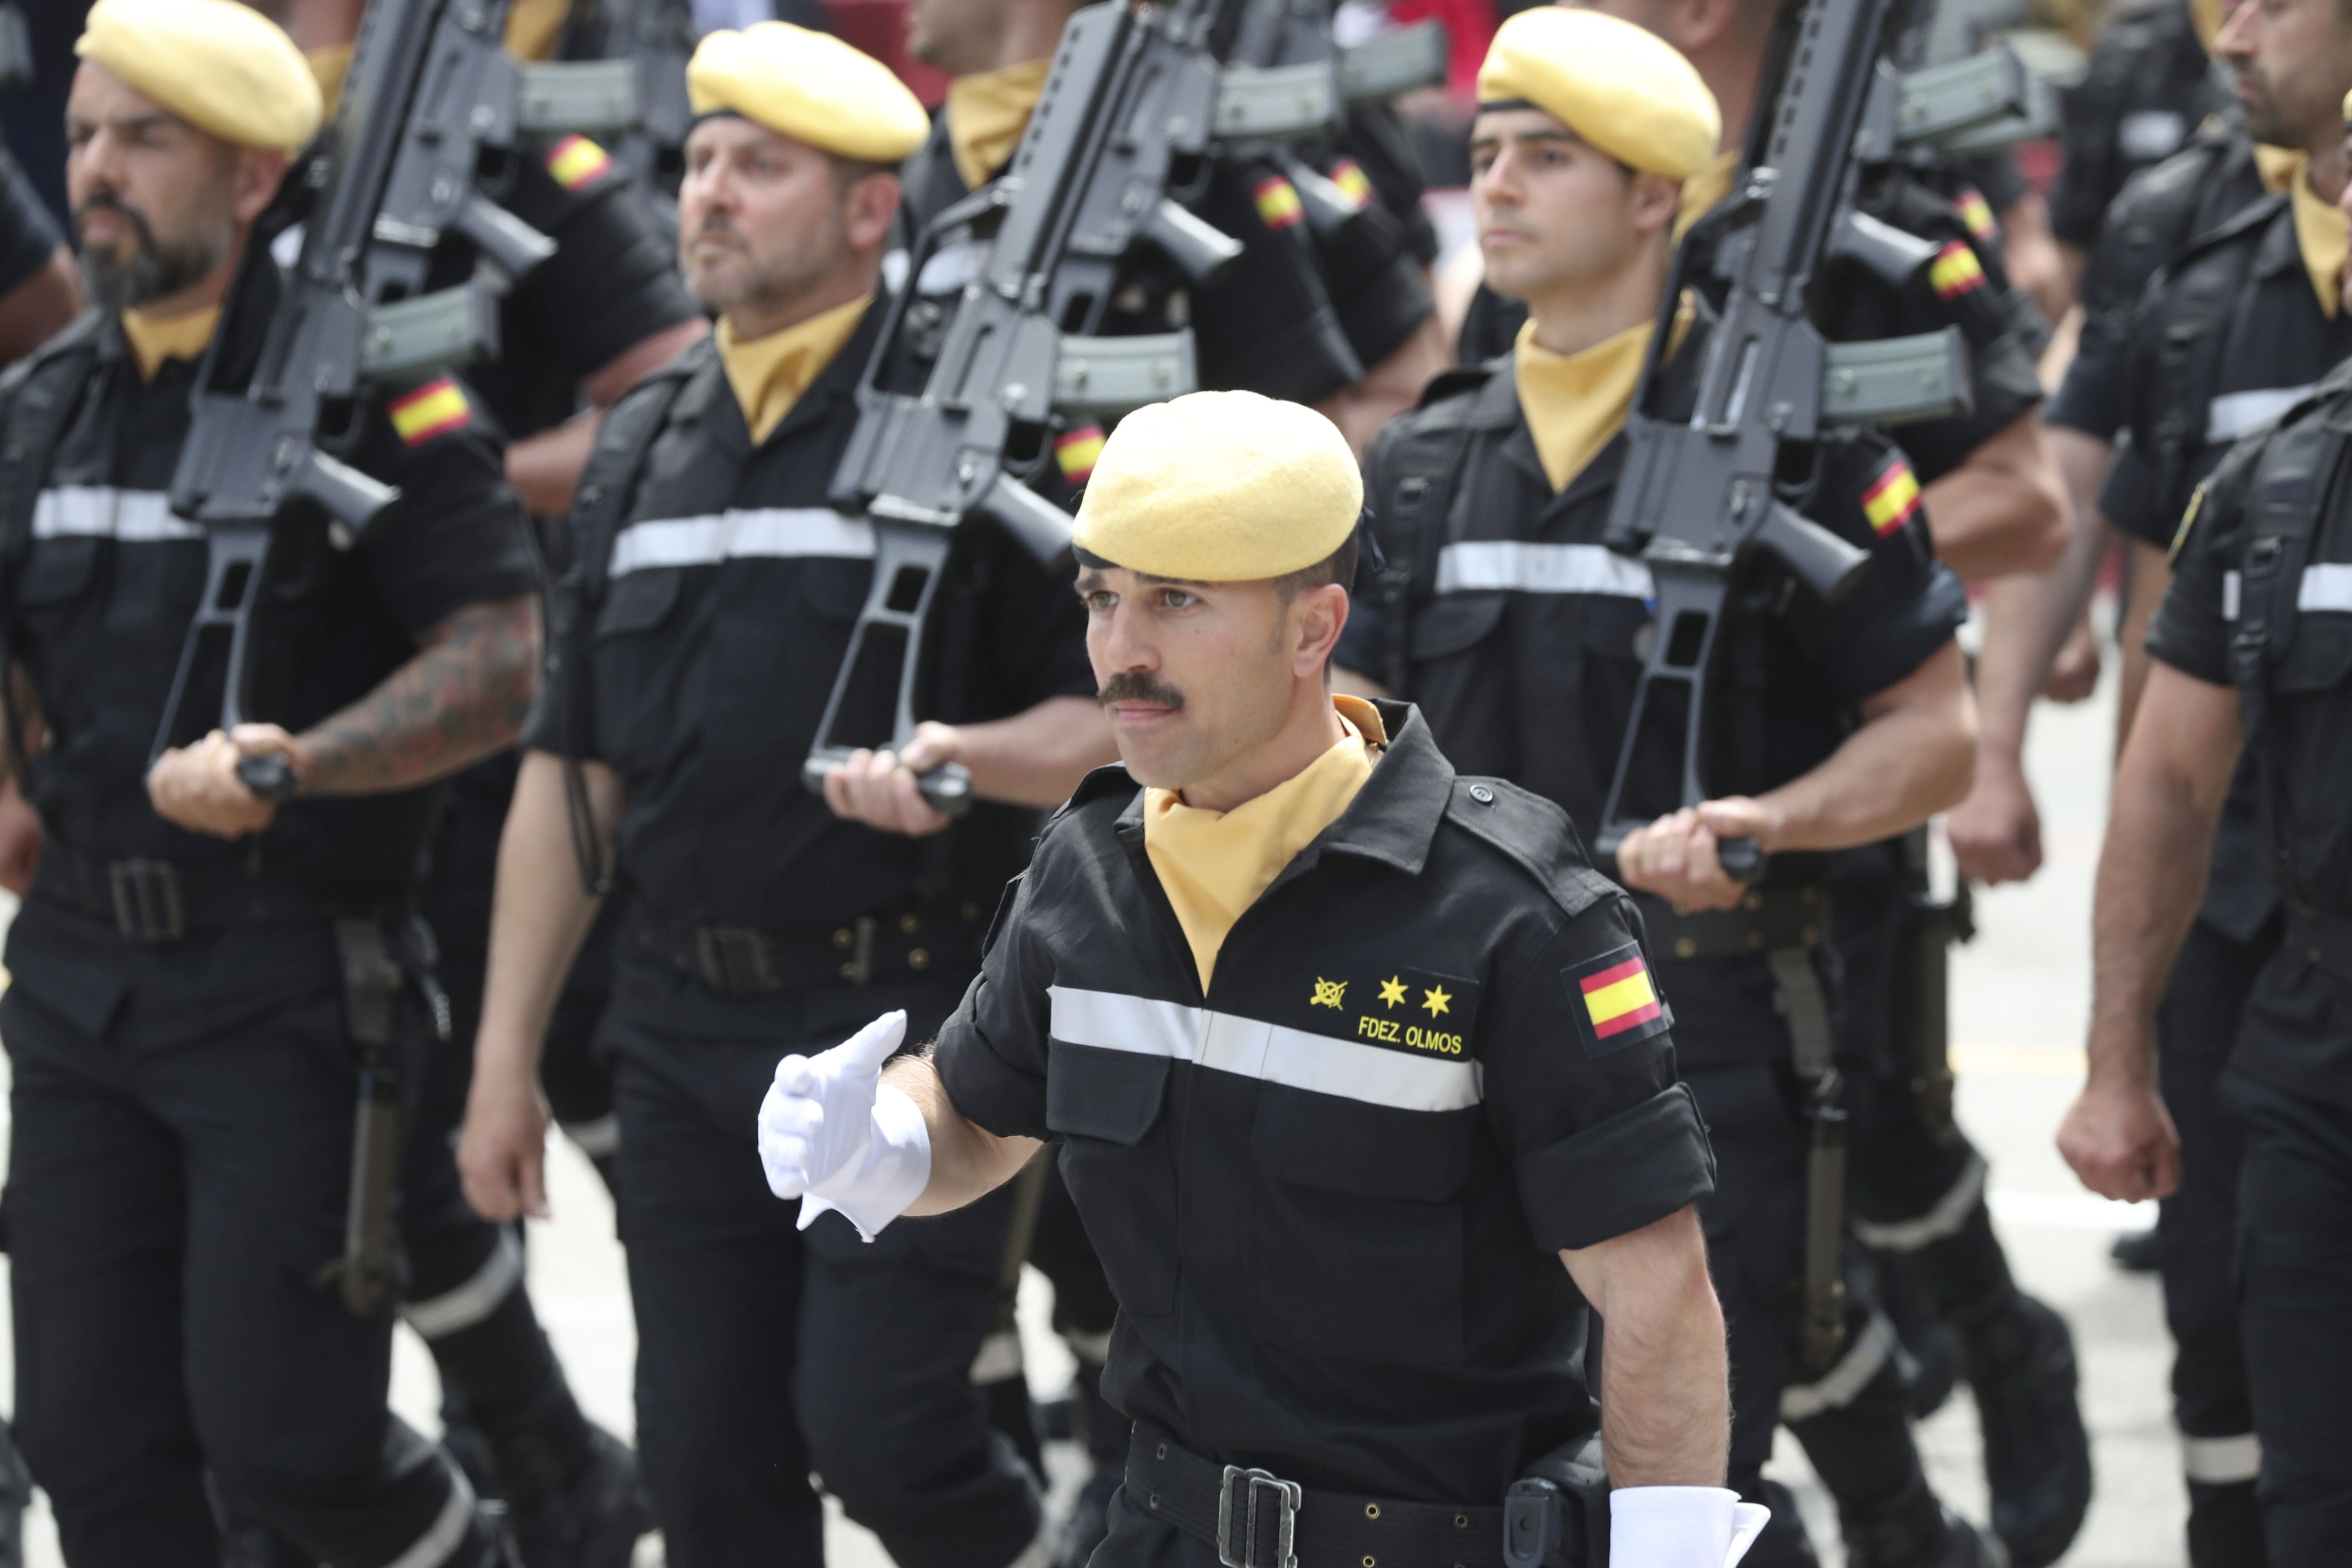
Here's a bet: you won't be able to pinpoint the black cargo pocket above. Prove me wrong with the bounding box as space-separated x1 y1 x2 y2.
1047 1045 1178 1315
594 567 682 639
1409 591 1506 661
1250 1092 1472 1364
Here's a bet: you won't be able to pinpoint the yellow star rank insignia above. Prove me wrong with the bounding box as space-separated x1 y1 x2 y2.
1421 985 1452 1017
1378 976 1407 1008
1311 977 1347 1008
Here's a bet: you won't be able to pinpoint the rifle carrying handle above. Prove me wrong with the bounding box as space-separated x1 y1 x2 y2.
800 753 974 819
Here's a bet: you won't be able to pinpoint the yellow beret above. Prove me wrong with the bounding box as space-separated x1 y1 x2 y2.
687 22 930 165
1072 392 1362 582
75 0 321 153
1477 8 1720 181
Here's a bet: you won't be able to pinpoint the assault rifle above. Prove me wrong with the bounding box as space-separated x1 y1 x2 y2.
810 0 1253 811
157 0 566 775
518 0 695 238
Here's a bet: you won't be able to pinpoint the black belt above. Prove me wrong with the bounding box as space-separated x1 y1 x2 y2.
34 839 334 943
628 897 985 996
1635 884 1830 962
1125 1422 1510 1568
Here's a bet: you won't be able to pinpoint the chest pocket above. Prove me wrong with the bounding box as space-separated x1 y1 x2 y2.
595 567 683 639
1248 1093 1472 1365
1046 1045 1179 1316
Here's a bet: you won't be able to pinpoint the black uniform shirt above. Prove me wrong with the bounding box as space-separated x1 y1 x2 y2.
528 303 1095 1029
0 142 59 301
2048 0 2229 249
934 701 1717 1503
2149 367 2352 1104
0 296 533 1038
1346 315 1966 1066
1456 165 2046 486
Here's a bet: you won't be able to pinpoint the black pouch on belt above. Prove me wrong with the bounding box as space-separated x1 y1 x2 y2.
1502 1433 1608 1568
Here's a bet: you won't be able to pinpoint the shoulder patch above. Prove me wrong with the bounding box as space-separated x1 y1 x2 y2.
1054 424 1105 482
1954 188 1997 244
1861 450 1923 536
388 376 474 445
2170 481 2208 564
544 134 616 193
1928 241 1988 300
1561 941 1671 1057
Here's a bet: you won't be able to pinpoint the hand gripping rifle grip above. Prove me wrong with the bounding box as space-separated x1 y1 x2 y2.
799 753 975 818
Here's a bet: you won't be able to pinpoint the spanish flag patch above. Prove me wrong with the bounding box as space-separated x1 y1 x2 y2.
1861 453 1922 536
1954 188 1997 243
388 377 474 446
1253 175 1305 231
1562 943 1670 1057
545 134 614 192
1054 424 1106 483
1928 240 1986 300
1329 157 1373 211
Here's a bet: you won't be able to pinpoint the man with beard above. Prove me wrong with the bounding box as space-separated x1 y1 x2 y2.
456 23 1113 1568
0 2 543 1565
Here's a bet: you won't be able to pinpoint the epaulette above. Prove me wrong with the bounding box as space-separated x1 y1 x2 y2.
1439 775 1614 920
1411 358 1500 415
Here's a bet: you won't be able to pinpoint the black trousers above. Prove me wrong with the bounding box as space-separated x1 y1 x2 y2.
2159 917 2271 1567
2 948 464 1568
2221 1066 2352 1566
603 994 1041 1568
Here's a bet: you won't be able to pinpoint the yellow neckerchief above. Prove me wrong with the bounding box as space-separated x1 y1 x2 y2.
2253 147 2348 317
305 44 354 116
120 305 220 383
2191 0 2223 52
506 0 571 61
1143 695 1387 993
946 58 1050 191
1673 149 1739 242
715 294 872 445
1514 292 1697 492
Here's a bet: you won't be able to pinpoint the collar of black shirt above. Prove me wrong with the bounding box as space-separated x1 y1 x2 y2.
671 291 890 455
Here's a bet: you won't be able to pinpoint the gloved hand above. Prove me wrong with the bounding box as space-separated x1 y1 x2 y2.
756 1010 932 1241
1609 1488 1771 1568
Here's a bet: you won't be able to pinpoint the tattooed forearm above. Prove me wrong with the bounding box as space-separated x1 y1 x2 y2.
295 595 543 796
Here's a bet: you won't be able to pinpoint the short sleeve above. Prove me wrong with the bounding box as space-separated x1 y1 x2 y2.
1482 893 1715 1253
354 376 539 633
1187 160 1366 404
1778 437 1969 702
2148 451 2258 688
933 866 1058 1139
502 142 700 383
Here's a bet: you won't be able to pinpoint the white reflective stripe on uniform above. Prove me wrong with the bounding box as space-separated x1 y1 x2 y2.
1433 540 1654 599
1046 985 1482 1112
32 486 203 543
384 1463 477 1568
607 507 874 577
1848 1152 1987 1253
1779 1310 1899 1422
561 1113 621 1158
2118 109 2187 160
2297 562 2352 613
2180 1430 2263 1485
2207 385 2317 445
399 1228 523 1340
2223 570 2242 623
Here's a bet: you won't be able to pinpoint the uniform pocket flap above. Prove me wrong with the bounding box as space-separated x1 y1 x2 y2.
17 537 98 607
594 567 681 637
1409 592 1506 661
1045 1044 1170 1145
1256 1091 1472 1200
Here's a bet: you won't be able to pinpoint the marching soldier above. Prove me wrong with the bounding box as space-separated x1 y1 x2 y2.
0 2 543 1565
2061 110 2352 1560
456 23 1112 1567
759 386 1763 1568
1343 12 1994 1567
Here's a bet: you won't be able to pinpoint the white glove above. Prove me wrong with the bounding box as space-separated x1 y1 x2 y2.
1609 1487 1771 1568
756 1010 932 1242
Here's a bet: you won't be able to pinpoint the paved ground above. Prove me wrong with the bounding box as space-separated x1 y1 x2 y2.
0 651 2195 1566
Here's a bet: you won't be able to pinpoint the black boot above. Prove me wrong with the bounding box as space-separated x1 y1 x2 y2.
1876 1255 1961 1420
2108 1228 2161 1273
504 1425 653 1568
1843 1473 2008 1568
1957 1293 2092 1568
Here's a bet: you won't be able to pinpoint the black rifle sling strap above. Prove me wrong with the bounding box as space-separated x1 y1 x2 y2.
557 359 695 896
0 315 104 802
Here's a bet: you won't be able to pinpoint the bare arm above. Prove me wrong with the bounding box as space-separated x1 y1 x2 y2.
0 247 81 368
825 694 1117 836
1998 192 2071 328
1918 412 2070 581
885 1050 1044 1216
459 747 623 1219
1559 1206 1729 1488
1617 640 1976 907
504 318 710 516
2058 662 2240 1202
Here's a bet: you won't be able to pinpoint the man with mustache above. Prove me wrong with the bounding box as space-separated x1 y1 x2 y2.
456 22 1113 1568
0 1 546 1565
756 385 1758 1568
1342 10 1989 1568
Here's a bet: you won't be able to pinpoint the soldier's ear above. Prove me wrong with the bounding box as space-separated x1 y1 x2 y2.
842 168 903 255
231 144 291 229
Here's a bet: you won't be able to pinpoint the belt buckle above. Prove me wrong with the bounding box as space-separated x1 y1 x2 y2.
695 925 780 993
1216 1464 1301 1568
107 858 185 944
